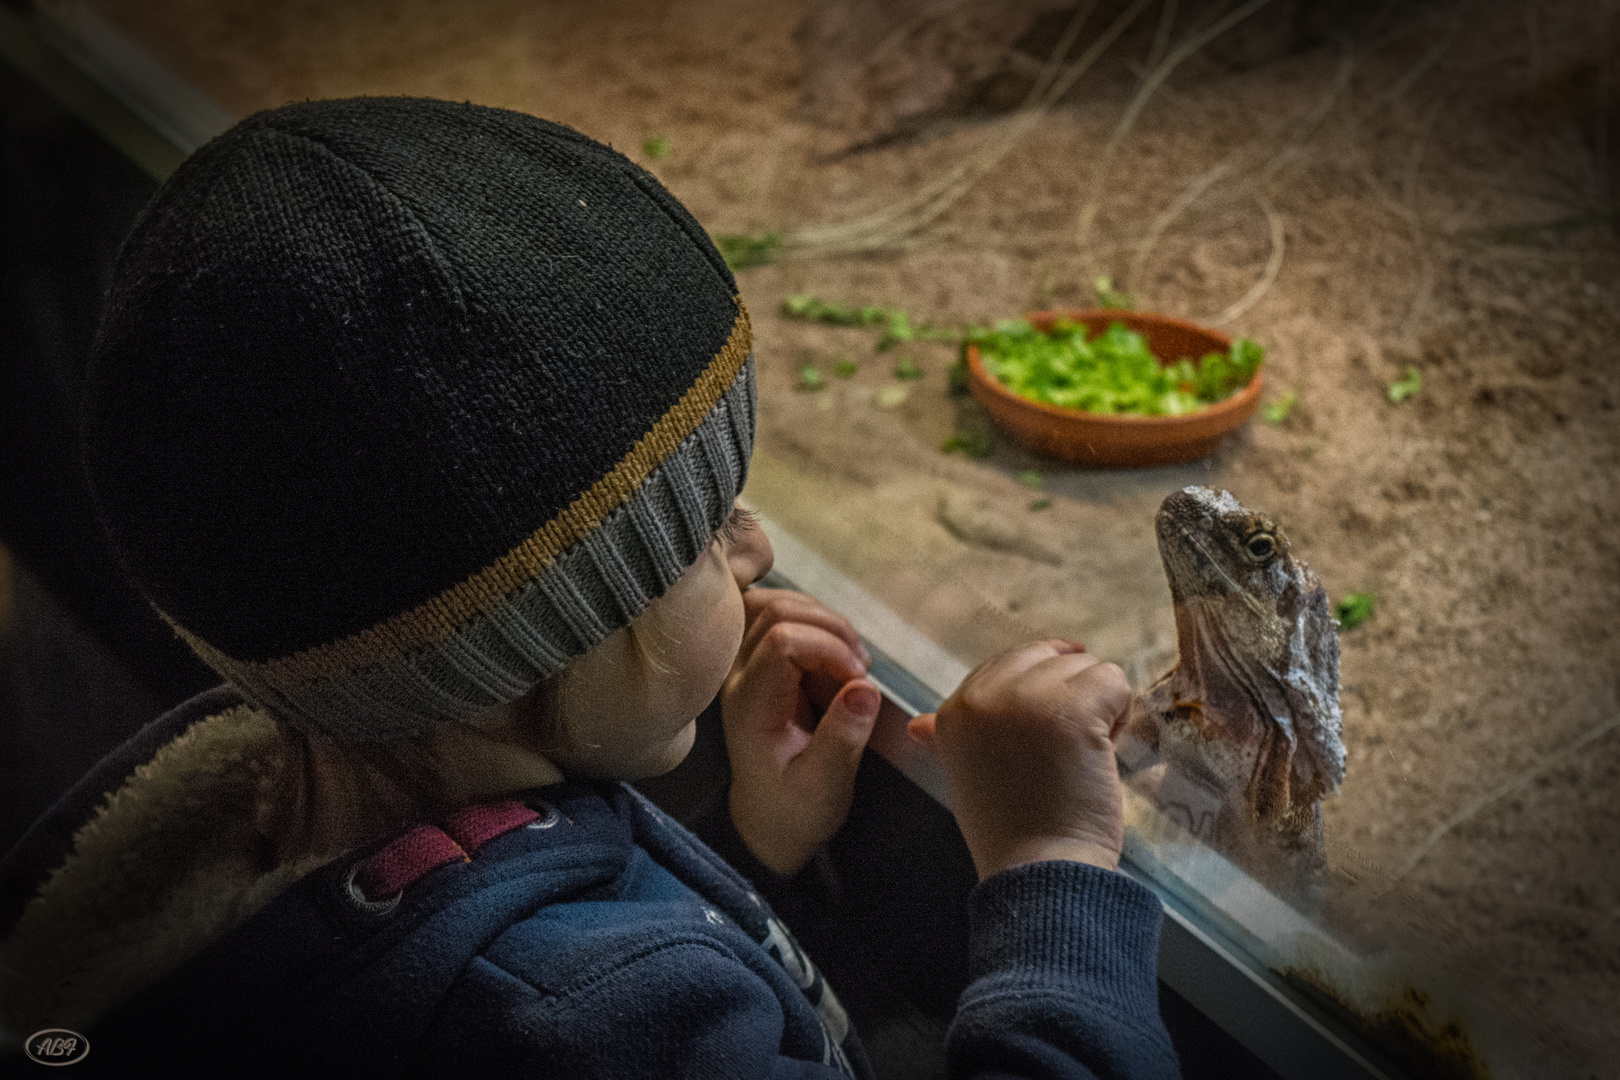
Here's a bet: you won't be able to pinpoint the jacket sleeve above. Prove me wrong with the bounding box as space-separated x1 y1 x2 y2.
949 861 1181 1080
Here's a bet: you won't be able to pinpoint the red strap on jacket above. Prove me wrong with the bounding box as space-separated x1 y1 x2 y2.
352 799 541 902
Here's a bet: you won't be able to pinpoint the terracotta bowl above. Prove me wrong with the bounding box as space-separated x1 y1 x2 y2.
965 309 1262 468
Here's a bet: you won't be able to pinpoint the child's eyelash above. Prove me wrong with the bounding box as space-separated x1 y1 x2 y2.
717 506 758 544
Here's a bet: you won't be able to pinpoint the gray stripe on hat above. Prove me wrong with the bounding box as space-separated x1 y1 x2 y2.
534 568 614 652
624 492 687 591
229 358 755 739
694 398 739 492
657 448 712 556
580 527 650 625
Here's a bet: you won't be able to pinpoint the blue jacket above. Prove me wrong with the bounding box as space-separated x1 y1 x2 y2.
1 691 1179 1079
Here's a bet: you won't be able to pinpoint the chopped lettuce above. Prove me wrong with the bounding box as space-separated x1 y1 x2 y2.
969 319 1262 416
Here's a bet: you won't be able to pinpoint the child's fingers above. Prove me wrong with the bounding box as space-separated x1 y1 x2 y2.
1032 654 1131 730
789 679 880 790
964 650 1129 742
740 590 869 667
737 610 868 688
967 639 1087 689
725 622 869 743
1019 650 1110 700
906 712 938 747
740 591 868 667
726 679 881 877
950 639 1088 716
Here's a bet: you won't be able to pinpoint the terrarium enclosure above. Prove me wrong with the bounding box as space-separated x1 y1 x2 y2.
2 0 1617 1076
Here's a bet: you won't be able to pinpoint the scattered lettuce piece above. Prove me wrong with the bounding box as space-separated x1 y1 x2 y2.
876 385 909 409
1334 591 1375 630
642 135 672 160
878 311 916 351
894 357 924 380
1017 470 1044 490
1095 275 1134 310
1262 389 1299 425
1028 497 1053 511
782 295 961 351
834 358 859 378
943 429 993 458
783 294 887 326
798 365 825 391
715 232 782 270
1387 367 1422 403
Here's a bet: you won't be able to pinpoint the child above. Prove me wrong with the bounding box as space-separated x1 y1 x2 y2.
0 97 1178 1079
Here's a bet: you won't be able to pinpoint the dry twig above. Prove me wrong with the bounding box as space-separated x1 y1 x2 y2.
864 0 974 66
785 0 1155 257
1128 46 1355 287
1203 194 1284 325
1142 0 1179 78
1390 713 1620 883
1074 0 1278 252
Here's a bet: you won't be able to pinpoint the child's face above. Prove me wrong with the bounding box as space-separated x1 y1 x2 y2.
516 505 773 778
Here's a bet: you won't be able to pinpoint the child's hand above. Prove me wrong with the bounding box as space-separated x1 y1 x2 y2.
722 589 880 877
907 640 1131 881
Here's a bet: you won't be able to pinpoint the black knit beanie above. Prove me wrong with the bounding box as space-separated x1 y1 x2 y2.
82 97 755 740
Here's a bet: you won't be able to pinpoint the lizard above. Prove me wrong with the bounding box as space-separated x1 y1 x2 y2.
1118 486 1346 889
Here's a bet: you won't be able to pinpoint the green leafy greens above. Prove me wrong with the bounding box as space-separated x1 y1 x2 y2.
715 232 782 270
1094 275 1133 310
781 294 958 352
1262 389 1298 425
782 294 890 327
942 428 993 458
970 319 1263 416
1387 367 1422 403
1334 591 1375 631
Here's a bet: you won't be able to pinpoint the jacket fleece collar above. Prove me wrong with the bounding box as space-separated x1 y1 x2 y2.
0 705 327 1046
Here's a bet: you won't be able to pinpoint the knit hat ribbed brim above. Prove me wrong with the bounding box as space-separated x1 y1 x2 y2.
83 97 755 739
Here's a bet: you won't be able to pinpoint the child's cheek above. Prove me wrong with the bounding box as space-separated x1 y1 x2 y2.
675 550 748 716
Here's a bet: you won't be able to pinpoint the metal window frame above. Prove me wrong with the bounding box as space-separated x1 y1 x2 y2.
0 9 1415 1074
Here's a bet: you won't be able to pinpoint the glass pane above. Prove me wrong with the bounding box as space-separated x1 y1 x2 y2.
42 1 1620 1074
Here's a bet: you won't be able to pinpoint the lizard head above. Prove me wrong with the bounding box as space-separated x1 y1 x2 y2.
1150 486 1345 834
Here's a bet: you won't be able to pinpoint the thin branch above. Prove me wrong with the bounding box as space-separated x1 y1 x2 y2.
1142 0 1179 77
1203 195 1284 325
1372 32 1452 113
1075 0 1279 252
865 0 975 65
1391 714 1620 883
1129 7 1456 309
1128 44 1354 288
1597 0 1613 216
786 0 1154 256
1025 0 1103 108
1129 159 1236 286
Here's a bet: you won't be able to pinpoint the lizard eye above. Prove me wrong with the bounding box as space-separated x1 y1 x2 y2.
1245 534 1277 562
